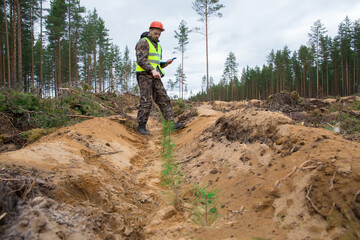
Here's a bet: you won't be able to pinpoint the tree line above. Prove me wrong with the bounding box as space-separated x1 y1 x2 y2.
0 0 135 97
190 17 360 101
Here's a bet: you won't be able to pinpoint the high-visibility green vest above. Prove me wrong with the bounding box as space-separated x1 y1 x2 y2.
136 37 165 76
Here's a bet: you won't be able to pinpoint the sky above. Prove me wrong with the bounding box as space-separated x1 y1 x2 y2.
75 0 360 98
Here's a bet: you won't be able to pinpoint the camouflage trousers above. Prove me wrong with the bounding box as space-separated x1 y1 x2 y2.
136 73 174 126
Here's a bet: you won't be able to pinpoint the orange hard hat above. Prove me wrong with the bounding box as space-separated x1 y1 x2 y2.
149 21 165 32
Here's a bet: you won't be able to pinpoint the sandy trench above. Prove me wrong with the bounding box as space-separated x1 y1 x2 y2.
0 103 360 240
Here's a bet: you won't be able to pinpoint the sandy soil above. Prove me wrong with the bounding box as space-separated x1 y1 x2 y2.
0 102 359 240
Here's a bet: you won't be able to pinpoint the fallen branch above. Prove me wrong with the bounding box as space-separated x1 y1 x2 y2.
0 212 7 221
228 206 245 215
0 177 24 181
107 116 127 122
302 166 318 170
306 185 326 218
276 160 322 187
276 166 297 187
99 103 116 111
90 151 122 158
283 166 297 180
67 114 95 119
299 160 315 169
9 179 26 195
22 175 38 200
177 151 202 164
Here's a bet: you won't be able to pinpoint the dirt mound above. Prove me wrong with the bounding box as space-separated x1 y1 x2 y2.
0 116 158 239
171 107 360 240
210 108 293 143
268 91 300 110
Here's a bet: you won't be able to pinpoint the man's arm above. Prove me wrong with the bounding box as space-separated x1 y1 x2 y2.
135 39 154 73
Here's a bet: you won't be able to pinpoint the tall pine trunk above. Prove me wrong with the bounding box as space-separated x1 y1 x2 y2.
0 27 3 87
39 0 43 93
11 1 16 88
93 47 97 93
16 0 22 89
31 7 34 89
58 36 61 95
3 1 11 87
68 0 71 86
326 61 329 96
98 46 102 92
75 30 78 87
181 49 184 99
353 55 356 94
54 49 57 97
205 3 210 101
84 53 87 85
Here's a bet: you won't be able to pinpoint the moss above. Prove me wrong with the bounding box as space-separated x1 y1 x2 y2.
311 109 322 117
290 91 300 100
21 128 56 143
352 101 360 110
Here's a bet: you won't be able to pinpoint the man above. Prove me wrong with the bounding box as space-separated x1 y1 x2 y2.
135 21 184 135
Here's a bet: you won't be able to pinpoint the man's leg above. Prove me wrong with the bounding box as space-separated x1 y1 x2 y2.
137 74 153 134
152 78 174 122
152 79 185 130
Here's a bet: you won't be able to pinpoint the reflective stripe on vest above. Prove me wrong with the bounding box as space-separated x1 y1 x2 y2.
136 37 165 75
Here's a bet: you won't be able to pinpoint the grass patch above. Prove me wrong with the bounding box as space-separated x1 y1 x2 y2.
173 99 189 116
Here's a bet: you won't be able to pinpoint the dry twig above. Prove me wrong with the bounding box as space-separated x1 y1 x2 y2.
0 212 7 221
0 177 24 181
299 160 315 169
67 114 95 119
9 179 26 195
306 185 326 218
22 175 38 200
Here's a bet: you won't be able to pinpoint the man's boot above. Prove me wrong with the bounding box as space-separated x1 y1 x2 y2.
138 124 150 135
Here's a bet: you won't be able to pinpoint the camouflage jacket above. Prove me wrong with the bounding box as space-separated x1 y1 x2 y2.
135 32 169 76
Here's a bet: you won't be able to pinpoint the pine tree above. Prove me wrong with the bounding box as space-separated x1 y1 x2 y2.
338 16 352 96
192 0 224 101
308 19 327 97
46 0 67 96
353 20 360 91
122 45 131 92
222 52 238 101
319 35 331 95
174 20 191 99
174 64 187 98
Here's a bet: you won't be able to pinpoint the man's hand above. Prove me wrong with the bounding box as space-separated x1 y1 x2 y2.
151 69 161 79
166 59 173 64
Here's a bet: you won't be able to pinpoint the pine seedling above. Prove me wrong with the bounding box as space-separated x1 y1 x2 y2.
160 120 183 210
192 183 220 226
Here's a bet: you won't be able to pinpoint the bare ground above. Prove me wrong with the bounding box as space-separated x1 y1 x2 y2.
0 98 360 240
